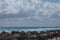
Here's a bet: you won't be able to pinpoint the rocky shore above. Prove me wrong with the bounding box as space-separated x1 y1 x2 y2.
0 30 60 40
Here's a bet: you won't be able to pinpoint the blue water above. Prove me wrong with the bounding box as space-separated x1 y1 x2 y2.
0 27 60 32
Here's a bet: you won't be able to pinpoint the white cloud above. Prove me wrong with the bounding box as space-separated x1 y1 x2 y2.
0 0 60 18
35 1 60 18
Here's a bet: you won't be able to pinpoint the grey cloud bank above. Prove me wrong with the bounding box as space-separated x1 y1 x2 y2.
0 0 60 27
0 18 60 27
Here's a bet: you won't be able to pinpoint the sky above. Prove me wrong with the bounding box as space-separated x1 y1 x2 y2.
0 0 60 27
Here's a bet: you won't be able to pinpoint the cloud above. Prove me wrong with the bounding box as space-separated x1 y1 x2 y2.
0 0 35 14
0 17 60 27
42 0 60 3
0 0 60 18
35 1 60 18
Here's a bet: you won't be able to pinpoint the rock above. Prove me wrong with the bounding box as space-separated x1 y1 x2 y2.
25 31 39 39
12 34 20 39
13 39 19 40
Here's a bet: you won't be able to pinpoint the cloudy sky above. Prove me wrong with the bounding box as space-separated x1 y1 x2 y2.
0 0 60 27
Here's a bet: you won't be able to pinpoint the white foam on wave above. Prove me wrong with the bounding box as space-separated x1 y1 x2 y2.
0 27 60 33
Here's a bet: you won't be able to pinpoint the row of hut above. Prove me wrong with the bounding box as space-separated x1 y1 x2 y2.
0 29 60 40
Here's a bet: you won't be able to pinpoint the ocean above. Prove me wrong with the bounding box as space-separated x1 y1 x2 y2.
0 27 60 32
0 18 60 32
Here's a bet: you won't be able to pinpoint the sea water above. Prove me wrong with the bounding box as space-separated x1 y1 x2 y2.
0 18 60 32
0 27 60 32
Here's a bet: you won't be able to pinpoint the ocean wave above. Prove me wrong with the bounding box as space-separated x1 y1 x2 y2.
0 27 60 32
